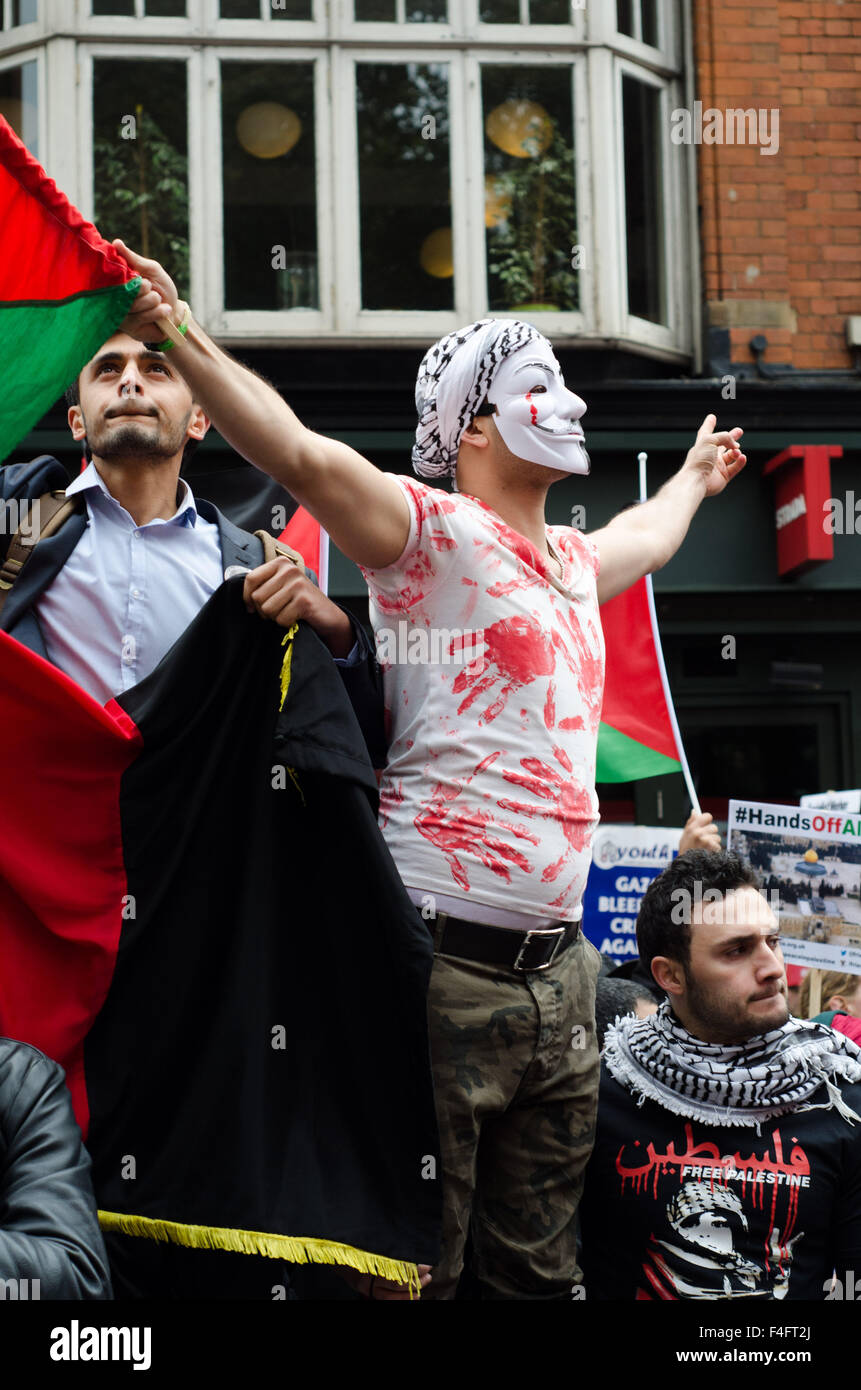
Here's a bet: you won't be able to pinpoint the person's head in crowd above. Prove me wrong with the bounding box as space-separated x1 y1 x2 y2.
412 319 590 495
800 970 861 1020
636 850 787 1044
65 333 208 471
594 977 658 1049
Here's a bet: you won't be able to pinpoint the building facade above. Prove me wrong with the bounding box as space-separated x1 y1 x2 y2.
2 0 860 826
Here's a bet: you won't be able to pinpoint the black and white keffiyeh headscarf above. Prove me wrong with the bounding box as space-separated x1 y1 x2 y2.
412 318 543 480
604 1000 861 1130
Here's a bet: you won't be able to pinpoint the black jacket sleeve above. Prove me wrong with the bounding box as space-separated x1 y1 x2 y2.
0 1042 112 1299
331 611 388 771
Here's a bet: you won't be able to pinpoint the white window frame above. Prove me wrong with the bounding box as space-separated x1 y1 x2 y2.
206 45 331 335
599 0 681 66
464 49 591 338
334 47 463 338
205 0 325 40
22 0 693 358
78 43 203 307
614 55 689 357
79 0 198 35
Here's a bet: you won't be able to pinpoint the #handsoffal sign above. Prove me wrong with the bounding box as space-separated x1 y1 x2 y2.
727 799 861 977
582 825 681 959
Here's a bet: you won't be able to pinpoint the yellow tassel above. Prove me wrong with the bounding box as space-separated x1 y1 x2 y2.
286 765 305 806
279 623 298 712
97 1210 421 1296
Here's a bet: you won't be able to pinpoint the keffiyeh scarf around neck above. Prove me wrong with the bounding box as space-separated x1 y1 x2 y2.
412 318 542 479
603 1001 861 1129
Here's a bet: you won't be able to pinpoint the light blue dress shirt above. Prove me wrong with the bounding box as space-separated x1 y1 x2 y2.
35 463 225 706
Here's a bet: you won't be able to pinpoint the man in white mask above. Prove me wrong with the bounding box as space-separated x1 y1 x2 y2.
114 260 747 1300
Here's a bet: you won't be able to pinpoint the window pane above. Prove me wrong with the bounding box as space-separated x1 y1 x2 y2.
92 0 135 13
0 61 38 156
529 0 570 23
405 0 446 21
482 66 578 314
270 0 313 18
92 60 189 299
13 0 39 23
356 63 452 311
221 62 317 311
146 0 187 15
220 0 259 16
622 75 666 324
480 0 518 22
354 0 396 19
616 0 633 36
641 0 658 45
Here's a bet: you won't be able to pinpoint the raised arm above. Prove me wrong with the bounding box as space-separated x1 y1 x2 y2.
113 243 410 571
589 415 747 604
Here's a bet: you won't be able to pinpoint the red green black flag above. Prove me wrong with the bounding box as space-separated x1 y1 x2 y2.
0 115 141 463
0 582 441 1288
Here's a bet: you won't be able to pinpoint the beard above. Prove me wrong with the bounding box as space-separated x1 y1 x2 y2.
86 412 190 463
683 969 789 1044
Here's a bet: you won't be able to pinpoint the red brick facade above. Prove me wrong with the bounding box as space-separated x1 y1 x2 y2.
693 0 861 369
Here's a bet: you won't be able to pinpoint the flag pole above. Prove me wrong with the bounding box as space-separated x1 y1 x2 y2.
637 451 701 816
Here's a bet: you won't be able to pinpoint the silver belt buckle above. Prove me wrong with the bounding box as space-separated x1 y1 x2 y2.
513 925 566 973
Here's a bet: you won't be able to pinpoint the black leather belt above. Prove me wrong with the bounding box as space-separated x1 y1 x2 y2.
429 912 580 973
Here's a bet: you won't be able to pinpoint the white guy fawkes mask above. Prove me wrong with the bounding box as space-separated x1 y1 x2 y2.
487 339 590 475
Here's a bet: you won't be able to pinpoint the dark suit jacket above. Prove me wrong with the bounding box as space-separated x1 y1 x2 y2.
0 457 386 763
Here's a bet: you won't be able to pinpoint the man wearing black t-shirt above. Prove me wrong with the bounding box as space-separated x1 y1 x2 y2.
581 850 861 1301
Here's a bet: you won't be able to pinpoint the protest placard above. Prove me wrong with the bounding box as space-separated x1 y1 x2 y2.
727 799 861 976
581 825 681 959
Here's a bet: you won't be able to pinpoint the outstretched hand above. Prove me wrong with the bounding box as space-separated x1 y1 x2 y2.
683 414 747 497
112 239 179 342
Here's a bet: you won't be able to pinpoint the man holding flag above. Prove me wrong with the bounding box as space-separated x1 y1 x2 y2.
116 241 747 1298
0 116 442 1302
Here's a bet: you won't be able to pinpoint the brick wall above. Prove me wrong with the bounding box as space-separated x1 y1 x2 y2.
694 0 861 369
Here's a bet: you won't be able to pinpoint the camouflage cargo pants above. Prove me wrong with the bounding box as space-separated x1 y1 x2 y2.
422 922 602 1300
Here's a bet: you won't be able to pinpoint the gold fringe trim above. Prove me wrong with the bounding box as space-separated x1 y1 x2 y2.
97 1210 421 1296
279 623 298 712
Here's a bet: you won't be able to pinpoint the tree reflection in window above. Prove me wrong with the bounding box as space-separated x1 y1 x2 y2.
356 63 452 311
92 60 189 300
482 67 578 314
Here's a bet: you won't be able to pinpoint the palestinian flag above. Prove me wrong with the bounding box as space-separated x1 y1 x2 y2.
596 574 685 783
0 581 440 1288
280 508 329 593
0 115 141 464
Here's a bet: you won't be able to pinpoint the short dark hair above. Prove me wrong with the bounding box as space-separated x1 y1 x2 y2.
594 977 656 1049
64 369 201 466
636 850 761 979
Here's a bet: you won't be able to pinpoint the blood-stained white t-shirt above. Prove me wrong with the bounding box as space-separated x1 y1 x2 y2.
361 478 605 923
